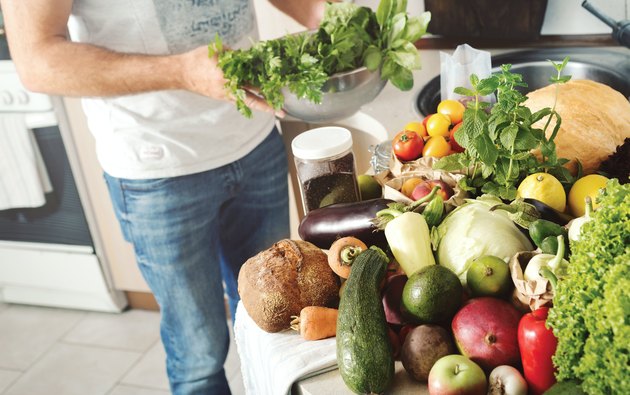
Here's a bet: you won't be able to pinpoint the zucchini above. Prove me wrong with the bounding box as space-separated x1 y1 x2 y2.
336 247 394 394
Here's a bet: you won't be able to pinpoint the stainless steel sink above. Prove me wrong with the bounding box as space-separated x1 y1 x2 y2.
415 47 630 116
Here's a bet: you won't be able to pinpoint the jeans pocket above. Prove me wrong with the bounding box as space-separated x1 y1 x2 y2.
119 176 173 192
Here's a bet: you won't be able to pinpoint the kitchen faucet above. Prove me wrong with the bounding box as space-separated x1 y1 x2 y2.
582 0 630 48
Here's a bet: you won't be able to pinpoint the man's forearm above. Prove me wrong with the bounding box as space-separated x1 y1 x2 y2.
14 38 186 97
268 0 330 30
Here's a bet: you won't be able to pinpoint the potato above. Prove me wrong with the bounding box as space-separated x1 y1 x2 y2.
237 239 340 333
401 325 455 382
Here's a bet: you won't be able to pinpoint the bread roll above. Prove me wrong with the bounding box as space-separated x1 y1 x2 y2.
524 79 630 174
237 239 340 332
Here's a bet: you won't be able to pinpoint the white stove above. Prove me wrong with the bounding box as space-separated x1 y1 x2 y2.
0 60 126 312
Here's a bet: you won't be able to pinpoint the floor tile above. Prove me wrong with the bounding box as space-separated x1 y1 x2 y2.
107 384 170 395
120 341 169 391
0 305 86 370
3 343 141 395
0 369 21 393
63 309 160 352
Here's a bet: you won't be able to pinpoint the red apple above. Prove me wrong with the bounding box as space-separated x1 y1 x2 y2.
382 274 408 326
428 354 487 395
411 179 454 202
451 297 523 372
388 326 401 360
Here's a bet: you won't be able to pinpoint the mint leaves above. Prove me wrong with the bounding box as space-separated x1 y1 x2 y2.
210 0 430 117
434 58 578 200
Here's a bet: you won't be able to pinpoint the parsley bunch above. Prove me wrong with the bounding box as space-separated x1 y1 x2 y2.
210 0 430 117
434 58 578 200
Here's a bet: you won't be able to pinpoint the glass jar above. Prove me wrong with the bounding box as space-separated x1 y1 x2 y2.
291 126 360 214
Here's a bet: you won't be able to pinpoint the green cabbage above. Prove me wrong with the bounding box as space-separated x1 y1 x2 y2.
547 179 629 395
434 195 533 284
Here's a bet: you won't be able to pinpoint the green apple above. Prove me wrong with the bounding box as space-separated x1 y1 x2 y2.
428 354 487 395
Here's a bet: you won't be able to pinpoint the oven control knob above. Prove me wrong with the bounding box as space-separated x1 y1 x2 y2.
0 90 14 106
16 90 30 105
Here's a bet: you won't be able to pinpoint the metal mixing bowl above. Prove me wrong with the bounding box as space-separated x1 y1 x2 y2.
282 67 387 123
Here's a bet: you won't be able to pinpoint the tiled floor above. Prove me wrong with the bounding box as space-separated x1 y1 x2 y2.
0 301 245 395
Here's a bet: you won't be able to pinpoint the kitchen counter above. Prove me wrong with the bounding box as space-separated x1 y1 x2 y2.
280 44 628 394
294 361 429 394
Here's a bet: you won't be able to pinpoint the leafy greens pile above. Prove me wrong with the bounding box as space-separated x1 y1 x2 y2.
210 0 430 117
434 59 577 200
547 179 629 394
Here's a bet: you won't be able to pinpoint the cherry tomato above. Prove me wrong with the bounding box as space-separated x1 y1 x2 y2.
426 113 451 137
392 131 424 161
421 114 432 128
449 122 465 153
422 135 451 158
437 99 465 124
404 121 427 137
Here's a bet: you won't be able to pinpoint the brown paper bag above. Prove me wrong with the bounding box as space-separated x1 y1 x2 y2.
509 251 554 311
375 156 467 213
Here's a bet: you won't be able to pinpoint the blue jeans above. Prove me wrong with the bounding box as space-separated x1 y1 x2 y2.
104 129 289 395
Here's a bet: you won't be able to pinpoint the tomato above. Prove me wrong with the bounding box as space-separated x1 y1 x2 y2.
426 113 451 137
422 135 451 158
392 131 424 161
449 122 465 153
404 121 427 137
421 114 432 128
437 99 465 124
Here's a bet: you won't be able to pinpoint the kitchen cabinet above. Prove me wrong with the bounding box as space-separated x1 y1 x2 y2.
63 98 151 295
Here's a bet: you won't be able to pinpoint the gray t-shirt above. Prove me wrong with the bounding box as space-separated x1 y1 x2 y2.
68 0 275 179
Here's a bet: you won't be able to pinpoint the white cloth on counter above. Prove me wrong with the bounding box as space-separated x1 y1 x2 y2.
234 301 338 395
0 113 53 210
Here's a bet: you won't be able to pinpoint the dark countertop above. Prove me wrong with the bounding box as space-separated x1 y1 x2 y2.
416 34 619 50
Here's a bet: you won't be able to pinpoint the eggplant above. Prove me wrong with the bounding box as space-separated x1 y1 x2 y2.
298 198 393 249
523 198 574 226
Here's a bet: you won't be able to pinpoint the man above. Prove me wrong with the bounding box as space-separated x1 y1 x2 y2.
0 0 330 393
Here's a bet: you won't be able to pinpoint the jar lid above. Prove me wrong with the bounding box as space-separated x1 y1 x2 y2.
291 126 353 160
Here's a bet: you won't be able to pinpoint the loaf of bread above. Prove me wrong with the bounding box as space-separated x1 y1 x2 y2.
237 239 340 333
524 79 630 174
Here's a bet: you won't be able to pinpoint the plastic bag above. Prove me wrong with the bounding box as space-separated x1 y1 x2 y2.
440 44 494 103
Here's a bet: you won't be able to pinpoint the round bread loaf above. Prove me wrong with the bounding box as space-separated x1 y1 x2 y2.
525 79 630 174
237 239 340 333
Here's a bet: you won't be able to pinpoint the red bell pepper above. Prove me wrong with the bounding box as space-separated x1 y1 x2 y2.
517 306 557 395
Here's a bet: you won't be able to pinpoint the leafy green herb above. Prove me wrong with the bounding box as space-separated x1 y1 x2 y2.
547 179 629 395
209 0 430 117
434 58 578 200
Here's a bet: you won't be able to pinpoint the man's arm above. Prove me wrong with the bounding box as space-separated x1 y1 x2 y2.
268 0 330 30
0 0 277 114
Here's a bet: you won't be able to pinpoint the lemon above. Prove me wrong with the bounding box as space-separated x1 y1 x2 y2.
404 121 427 137
517 173 566 212
568 174 609 217
357 174 382 200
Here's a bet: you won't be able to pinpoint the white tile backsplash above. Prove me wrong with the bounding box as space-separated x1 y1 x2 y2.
542 0 627 35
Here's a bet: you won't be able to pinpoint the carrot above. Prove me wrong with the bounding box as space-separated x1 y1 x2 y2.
327 236 368 279
290 306 339 341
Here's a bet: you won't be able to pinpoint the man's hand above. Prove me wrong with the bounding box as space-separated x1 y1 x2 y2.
177 46 283 117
